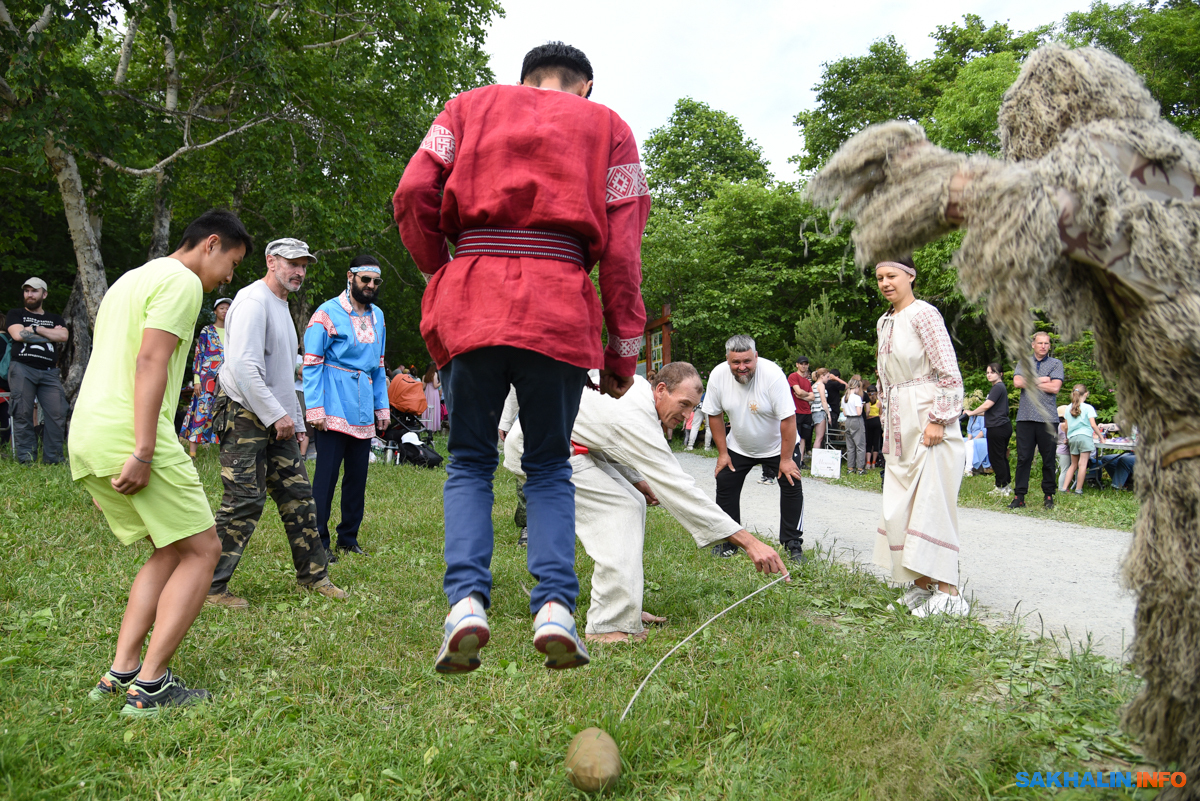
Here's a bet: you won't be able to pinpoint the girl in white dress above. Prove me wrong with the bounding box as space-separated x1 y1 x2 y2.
874 260 969 617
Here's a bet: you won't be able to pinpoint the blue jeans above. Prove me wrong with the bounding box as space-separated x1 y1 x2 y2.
441 346 587 615
1100 453 1136 489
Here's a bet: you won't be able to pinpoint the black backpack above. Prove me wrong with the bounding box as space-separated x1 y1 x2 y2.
397 439 443 469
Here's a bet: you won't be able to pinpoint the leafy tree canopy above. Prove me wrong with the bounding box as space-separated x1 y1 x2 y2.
641 97 770 214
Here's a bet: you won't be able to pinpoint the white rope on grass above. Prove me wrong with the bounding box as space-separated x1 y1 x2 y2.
619 573 791 723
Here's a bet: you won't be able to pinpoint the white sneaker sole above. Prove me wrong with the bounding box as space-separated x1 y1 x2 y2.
534 623 590 670
434 617 490 674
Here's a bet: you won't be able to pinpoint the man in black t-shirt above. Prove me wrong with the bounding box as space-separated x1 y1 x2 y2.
5 277 68 463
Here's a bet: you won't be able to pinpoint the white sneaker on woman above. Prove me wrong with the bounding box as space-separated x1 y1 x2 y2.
913 590 970 618
887 584 933 612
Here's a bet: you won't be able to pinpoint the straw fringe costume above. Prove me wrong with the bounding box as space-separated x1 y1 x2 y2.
810 44 1200 787
874 300 965 587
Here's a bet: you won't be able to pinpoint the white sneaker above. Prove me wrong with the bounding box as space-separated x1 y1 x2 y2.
987 486 1004 496
533 601 590 670
888 584 933 612
1001 487 1013 497
913 590 970 618
434 593 490 674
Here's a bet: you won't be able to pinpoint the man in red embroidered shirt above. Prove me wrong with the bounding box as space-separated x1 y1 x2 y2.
394 42 649 674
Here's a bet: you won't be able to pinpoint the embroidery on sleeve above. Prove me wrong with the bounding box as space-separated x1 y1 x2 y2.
606 163 650 204
420 124 456 165
609 335 644 358
303 354 325 366
309 310 337 337
910 305 964 424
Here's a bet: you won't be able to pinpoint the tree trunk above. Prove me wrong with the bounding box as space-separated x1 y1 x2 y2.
148 169 171 258
60 270 95 404
44 133 108 403
44 134 107 326
290 286 311 345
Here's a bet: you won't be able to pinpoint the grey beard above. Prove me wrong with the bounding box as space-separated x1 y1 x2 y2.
734 371 753 385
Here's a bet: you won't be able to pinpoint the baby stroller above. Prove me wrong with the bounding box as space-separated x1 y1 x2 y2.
383 374 442 468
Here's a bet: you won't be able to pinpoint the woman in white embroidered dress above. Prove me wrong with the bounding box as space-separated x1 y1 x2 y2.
874 260 970 617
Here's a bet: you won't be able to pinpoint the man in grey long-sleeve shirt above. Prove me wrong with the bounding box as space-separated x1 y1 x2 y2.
206 238 347 608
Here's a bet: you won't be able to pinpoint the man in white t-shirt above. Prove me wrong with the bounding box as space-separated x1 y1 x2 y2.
703 335 806 563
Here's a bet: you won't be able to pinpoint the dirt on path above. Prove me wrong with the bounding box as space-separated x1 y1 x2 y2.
673 451 1137 660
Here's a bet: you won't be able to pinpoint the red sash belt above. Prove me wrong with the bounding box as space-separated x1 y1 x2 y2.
454 227 585 267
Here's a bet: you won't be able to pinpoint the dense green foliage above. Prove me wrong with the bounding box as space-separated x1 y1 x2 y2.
1 0 500 370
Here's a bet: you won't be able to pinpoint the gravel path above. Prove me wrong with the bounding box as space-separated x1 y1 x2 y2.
673 451 1137 660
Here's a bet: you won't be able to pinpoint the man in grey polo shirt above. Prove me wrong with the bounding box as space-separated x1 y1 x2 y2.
206 238 347 608
1009 331 1065 510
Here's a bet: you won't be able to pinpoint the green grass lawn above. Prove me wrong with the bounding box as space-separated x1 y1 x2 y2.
0 443 1154 800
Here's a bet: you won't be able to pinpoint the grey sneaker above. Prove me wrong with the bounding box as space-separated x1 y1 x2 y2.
517 527 528 548
532 601 590 670
757 476 776 486
435 594 490 674
119 669 211 718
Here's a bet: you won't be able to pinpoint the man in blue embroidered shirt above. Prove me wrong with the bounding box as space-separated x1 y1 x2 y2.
304 254 390 557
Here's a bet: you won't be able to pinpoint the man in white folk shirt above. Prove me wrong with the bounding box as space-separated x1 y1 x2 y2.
504 362 789 643
705 335 807 564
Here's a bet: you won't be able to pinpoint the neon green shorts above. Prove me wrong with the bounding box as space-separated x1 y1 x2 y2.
79 459 216 548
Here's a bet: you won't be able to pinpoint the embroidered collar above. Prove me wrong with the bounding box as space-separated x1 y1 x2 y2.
338 290 373 317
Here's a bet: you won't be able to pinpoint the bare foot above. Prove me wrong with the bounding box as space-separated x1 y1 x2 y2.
641 611 667 626
584 630 648 643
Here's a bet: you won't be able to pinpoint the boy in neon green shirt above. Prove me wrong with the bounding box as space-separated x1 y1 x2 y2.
70 210 251 717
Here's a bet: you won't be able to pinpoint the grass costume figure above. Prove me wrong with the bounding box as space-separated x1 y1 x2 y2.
810 44 1200 790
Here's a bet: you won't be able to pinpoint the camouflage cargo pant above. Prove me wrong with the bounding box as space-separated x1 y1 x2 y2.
210 391 329 593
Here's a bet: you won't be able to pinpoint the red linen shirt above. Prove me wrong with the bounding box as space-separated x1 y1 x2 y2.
393 84 650 375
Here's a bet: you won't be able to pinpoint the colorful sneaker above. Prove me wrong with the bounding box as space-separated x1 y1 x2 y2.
913 590 970 618
87 669 136 701
205 589 249 610
119 669 211 717
434 594 490 674
533 601 590 670
757 475 776 486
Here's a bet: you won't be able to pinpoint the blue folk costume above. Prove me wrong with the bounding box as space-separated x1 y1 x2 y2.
303 291 389 436
303 290 388 552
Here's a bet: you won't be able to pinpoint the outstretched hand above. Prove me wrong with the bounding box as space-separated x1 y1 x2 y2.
728 530 790 581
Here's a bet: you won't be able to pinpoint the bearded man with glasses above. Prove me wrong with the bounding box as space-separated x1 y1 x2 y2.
302 253 390 558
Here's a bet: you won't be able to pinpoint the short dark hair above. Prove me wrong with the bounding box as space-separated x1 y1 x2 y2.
830 369 841 377
349 253 380 270
655 362 702 393
520 42 593 97
175 209 253 255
